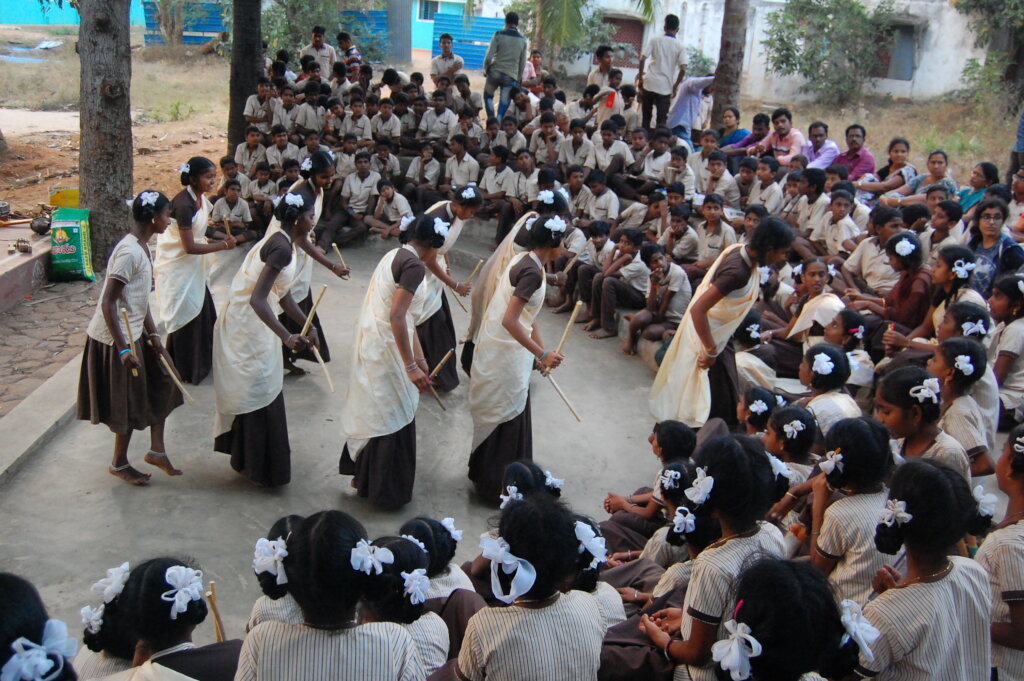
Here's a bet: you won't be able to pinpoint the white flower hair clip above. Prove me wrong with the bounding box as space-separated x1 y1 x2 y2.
1015 436 1024 455
812 352 834 375
909 377 940 404
879 499 913 527
850 325 865 340
746 323 760 341
433 217 450 239
748 399 768 415
775 395 786 408
138 191 160 207
401 569 430 605
819 448 844 475
80 604 104 636
537 189 555 204
544 470 564 490
659 468 682 490
160 566 204 621
461 186 477 200
766 454 792 480
894 238 916 256
399 215 415 232
951 259 976 279
499 485 523 509
0 619 77 681
272 195 283 208
479 536 537 604
684 466 715 506
827 263 838 278
792 263 803 277
350 539 395 576
524 216 538 232
758 266 771 285
300 157 313 172
973 484 997 518
953 354 975 376
401 534 428 552
441 517 463 542
91 562 130 604
1018 279 1024 296
712 619 762 681
546 215 568 234
840 599 880 662
252 538 289 585
783 419 806 439
673 506 697 534
961 320 987 336
574 521 608 569
284 192 304 208
178 162 190 174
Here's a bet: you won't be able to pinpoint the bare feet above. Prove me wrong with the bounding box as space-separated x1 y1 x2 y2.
284 359 308 376
622 338 637 355
552 300 574 314
576 314 592 325
583 319 601 332
145 451 183 476
109 464 151 486
588 328 616 339
547 294 566 309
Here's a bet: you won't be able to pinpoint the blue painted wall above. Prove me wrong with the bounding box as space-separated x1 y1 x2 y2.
3 0 146 26
411 0 465 50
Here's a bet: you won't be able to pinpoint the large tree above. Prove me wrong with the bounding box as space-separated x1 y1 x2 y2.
0 128 8 154
710 0 749 129
227 0 262 152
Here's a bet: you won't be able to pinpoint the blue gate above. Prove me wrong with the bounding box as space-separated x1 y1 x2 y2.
431 13 506 70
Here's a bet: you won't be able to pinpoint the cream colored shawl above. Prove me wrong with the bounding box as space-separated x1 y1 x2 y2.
154 187 212 333
465 210 537 343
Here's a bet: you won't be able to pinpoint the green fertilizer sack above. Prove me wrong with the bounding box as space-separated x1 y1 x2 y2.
50 207 95 282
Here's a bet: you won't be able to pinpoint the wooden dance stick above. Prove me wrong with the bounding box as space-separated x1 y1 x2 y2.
427 383 446 411
555 301 584 355
451 289 469 313
223 217 232 237
546 374 582 422
205 581 226 643
119 309 139 377
294 284 327 353
312 346 335 393
430 348 455 379
331 243 348 269
153 347 196 405
465 259 484 284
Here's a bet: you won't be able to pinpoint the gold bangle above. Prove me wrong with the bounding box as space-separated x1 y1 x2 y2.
785 491 798 500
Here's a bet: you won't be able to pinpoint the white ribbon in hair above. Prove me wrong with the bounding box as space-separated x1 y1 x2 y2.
350 539 395 576
748 399 768 415
324 149 335 163
178 162 190 174
894 238 916 256
953 354 975 376
441 517 463 542
300 157 313 171
79 604 104 636
827 263 838 278
399 215 415 232
544 470 564 490
812 352 834 375
401 568 430 605
537 189 555 204
160 566 204 621
878 499 913 527
973 484 997 518
252 537 289 585
684 466 714 506
659 468 682 490
961 320 987 336
524 216 538 231
499 485 523 509
0 619 77 681
479 536 537 604
272 196 283 208
461 186 477 200
1018 279 1024 296
758 266 771 285
766 453 792 480
711 619 762 681
783 419 806 440
672 507 697 535
138 191 159 207
90 562 130 604
1015 437 1024 456
792 263 803 277
401 534 428 552
951 259 976 279
546 215 568 234
840 599 880 662
746 323 760 341
908 377 940 404
574 521 608 569
433 217 451 239
284 192 304 208
775 395 786 407
819 449 844 475
851 325 865 340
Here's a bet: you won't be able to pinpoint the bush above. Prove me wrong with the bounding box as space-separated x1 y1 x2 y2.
686 48 716 77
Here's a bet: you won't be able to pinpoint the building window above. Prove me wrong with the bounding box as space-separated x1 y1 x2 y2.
872 24 917 81
601 17 643 68
419 1 440 21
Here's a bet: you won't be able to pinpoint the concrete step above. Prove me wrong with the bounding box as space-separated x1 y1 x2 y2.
0 226 50 313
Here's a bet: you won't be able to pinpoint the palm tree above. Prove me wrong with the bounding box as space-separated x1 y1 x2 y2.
710 0 749 128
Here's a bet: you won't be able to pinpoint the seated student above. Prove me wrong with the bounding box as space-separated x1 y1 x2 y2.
619 84 640 132
929 337 994 476
273 84 300 143
703 150 741 209
836 205 904 297
246 515 306 632
658 204 699 265
683 193 737 282
616 192 667 241
763 405 817 489
451 74 482 117
623 127 650 169
431 133 480 203
477 145 517 225
564 84 601 130
292 83 324 139
369 97 402 147
370 137 401 181
583 229 651 339
532 168 560 213
399 94 426 152
504 87 534 129
400 141 441 212
216 155 250 198
688 128 720 192
265 125 299 179
365 178 414 239
209 179 258 244
557 221 614 313
612 131 672 201
276 158 301 194
823 307 875 391
296 130 330 166
967 197 1024 297
329 61 353 100
569 516 624 629
322 97 346 146
74 563 136 679
319 151 378 250
988 274 1024 431
244 77 276 138
789 167 830 240
790 346 854 447
329 133 356 182
495 116 528 158
592 120 632 177
623 245 693 355
563 164 594 220
922 199 963 266
664 181 689 213
522 96 557 137
734 204 769 241
735 155 759 203
660 146 696 198
777 169 803 222
795 188 859 259
451 108 486 158
339 96 373 149
528 112 564 174
732 384 777 437
577 169 620 231
593 68 625 129
746 155 784 212
418 90 457 147
234 126 268 178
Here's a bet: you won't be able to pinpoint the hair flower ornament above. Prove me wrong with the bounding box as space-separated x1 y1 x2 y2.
748 399 768 415
433 217 451 239
746 323 760 341
909 377 940 404
961 320 986 336
499 485 523 509
300 157 313 172
138 191 159 207
441 517 463 542
0 619 77 681
783 419 806 439
461 186 477 200
953 355 975 376
574 521 608 569
284 192 304 208
79 605 104 636
350 539 395 575
91 563 130 604
659 468 682 490
399 215 415 232
766 454 792 479
894 238 915 256
401 534 428 552
758 266 771 285
973 484 997 518
537 189 555 204
775 395 786 407
819 448 844 475
684 466 714 506
850 325 865 340
546 215 568 234
711 619 762 681
951 259 976 279
401 569 430 605
673 507 697 534
544 470 564 490
178 162 190 174
160 566 204 621
252 537 289 585
792 263 803 277
812 352 834 375
879 499 913 527
479 536 537 604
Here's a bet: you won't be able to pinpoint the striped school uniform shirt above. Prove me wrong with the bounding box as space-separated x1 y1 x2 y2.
653 560 693 599
815 490 896 605
857 556 991 680
422 563 475 601
457 590 605 681
404 611 449 676
236 621 424 681
592 581 627 628
245 593 304 633
938 394 988 462
894 431 971 481
976 520 1024 681
641 526 689 568
675 522 786 681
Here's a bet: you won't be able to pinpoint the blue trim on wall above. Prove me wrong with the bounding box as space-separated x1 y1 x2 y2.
4 0 146 26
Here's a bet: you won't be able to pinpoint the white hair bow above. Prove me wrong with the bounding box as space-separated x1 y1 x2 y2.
546 215 568 234
758 266 771 285
544 470 564 490
851 325 865 340
792 263 803 277
775 395 786 407
138 191 160 207
748 399 768 415
399 214 415 232
711 619 762 681
812 352 834 375
574 521 608 569
684 466 714 506
973 484 997 517
673 507 696 534
284 192 304 208
783 419 806 439
1015 437 1024 455
79 605 104 636
909 377 940 404
461 186 477 200
746 323 760 341
525 216 538 231
1018 279 1024 296
766 453 792 480
879 499 913 527
90 562 130 604
160 566 203 621
479 536 537 604
951 259 976 279
894 238 916 256
300 157 313 171
840 599 880 661
819 448 844 475
499 485 523 509
961 320 987 336
659 468 682 490
350 539 395 575
441 517 463 542
252 538 289 585
178 162 190 174
0 619 77 681
537 189 555 204
433 217 450 239
953 354 974 376
401 534 428 552
401 568 430 604
827 263 838 278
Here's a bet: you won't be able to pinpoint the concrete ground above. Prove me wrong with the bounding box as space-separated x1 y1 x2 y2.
0 240 660 644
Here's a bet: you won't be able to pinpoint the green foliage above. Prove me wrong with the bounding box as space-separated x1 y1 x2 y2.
762 0 893 105
959 53 1018 114
168 100 196 121
250 0 386 63
915 126 984 158
686 48 717 77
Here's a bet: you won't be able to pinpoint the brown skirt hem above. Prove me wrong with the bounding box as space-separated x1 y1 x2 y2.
339 420 416 508
468 396 532 504
214 392 291 487
165 288 216 385
417 293 460 392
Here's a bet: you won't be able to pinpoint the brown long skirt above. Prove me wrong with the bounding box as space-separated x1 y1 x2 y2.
423 588 486 660
707 343 740 426
214 392 291 487
598 592 682 681
76 336 184 435
468 396 532 504
279 290 331 363
417 293 459 392
165 288 216 384
339 420 416 509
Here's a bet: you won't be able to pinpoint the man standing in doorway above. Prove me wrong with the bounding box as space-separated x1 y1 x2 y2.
638 14 687 131
483 12 528 121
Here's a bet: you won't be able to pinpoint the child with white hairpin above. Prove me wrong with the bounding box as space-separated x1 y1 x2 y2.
987 273 1024 432
73 562 135 678
797 343 859 450
246 515 305 632
1 574 78 681
925 338 993 478
822 308 875 393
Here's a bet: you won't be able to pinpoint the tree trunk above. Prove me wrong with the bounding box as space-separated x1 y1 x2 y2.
0 127 8 155
79 0 133 272
227 0 262 153
711 0 749 129
157 0 184 46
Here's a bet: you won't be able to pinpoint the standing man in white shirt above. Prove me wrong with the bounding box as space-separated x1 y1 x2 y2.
299 26 337 79
637 14 687 131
